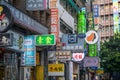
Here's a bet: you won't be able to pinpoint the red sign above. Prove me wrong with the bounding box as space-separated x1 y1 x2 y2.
50 8 59 42
72 53 84 61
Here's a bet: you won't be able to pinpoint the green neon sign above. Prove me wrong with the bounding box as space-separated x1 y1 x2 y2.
36 34 56 46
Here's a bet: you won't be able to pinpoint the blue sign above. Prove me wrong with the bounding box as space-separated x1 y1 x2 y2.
21 35 36 66
77 33 86 38
68 34 77 43
93 4 99 17
90 67 98 70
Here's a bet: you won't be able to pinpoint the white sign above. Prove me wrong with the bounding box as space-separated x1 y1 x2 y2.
85 30 99 44
72 53 85 61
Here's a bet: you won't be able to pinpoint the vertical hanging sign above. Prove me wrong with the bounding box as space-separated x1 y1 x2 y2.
50 8 59 43
49 0 59 43
21 35 36 66
113 0 119 33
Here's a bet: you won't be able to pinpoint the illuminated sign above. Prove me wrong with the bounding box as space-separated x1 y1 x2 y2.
85 30 98 44
72 52 85 61
36 34 55 46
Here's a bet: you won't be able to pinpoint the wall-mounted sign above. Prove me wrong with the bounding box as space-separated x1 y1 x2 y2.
48 51 71 61
85 30 98 44
83 57 99 67
48 64 64 76
0 5 13 33
7 30 24 52
0 33 13 47
56 51 71 60
62 34 84 51
36 34 56 46
72 52 85 61
26 0 47 10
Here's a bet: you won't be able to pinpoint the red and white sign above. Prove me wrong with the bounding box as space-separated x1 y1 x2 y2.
72 53 84 61
50 8 59 42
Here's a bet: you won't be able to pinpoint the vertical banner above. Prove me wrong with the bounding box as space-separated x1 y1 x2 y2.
113 0 119 33
87 12 94 30
93 4 99 17
50 8 59 42
21 35 36 66
77 11 86 33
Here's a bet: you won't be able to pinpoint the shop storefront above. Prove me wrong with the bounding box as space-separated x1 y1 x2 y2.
0 1 48 80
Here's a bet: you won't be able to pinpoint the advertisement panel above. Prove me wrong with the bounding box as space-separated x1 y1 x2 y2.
21 35 36 66
26 0 47 10
48 64 64 76
83 57 99 67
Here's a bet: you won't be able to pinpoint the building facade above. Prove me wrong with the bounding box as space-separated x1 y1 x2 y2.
93 0 120 42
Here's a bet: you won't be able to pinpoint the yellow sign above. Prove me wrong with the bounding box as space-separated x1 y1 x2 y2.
36 52 40 65
48 64 64 72
36 66 44 80
96 69 104 74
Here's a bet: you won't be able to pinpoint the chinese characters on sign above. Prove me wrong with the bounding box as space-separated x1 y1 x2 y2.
48 64 64 76
35 34 55 46
50 9 59 42
26 0 47 10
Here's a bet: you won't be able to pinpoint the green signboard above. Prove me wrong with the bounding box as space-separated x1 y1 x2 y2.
36 34 56 46
89 44 97 57
77 12 86 33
